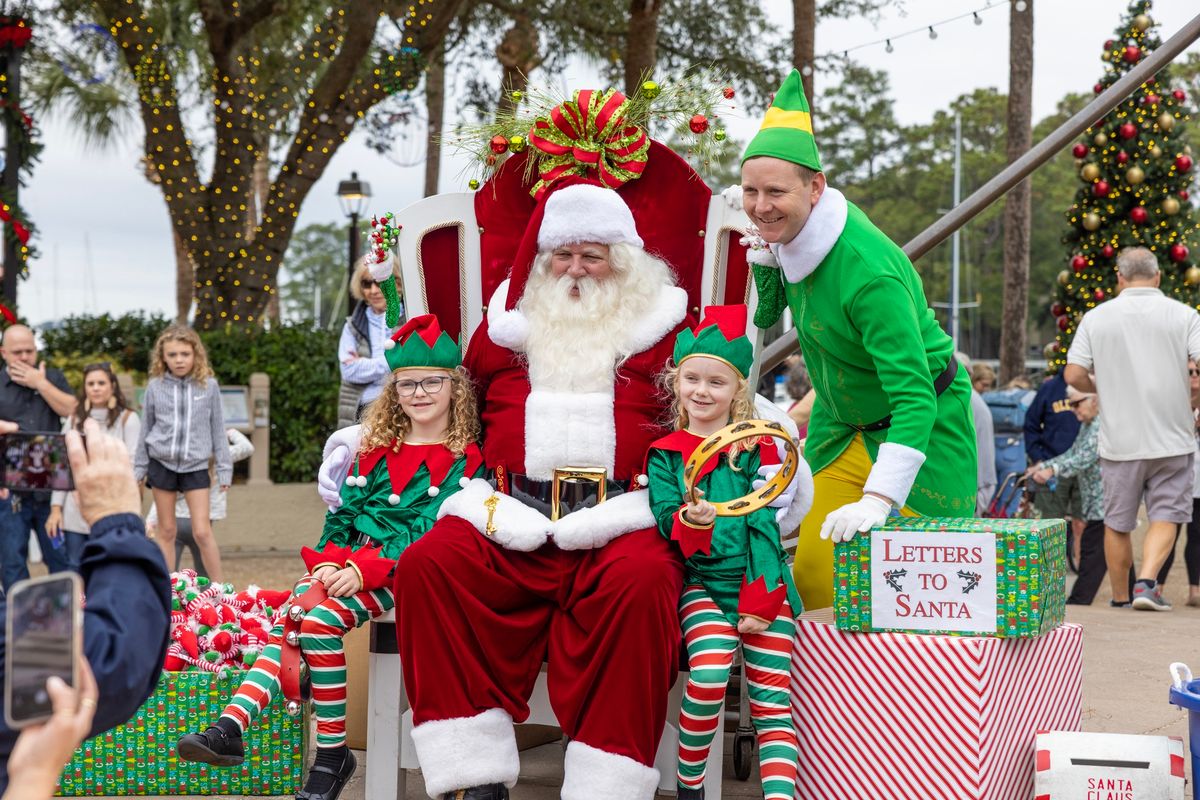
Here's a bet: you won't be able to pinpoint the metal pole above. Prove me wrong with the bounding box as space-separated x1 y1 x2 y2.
950 113 962 351
346 211 359 317
758 11 1200 376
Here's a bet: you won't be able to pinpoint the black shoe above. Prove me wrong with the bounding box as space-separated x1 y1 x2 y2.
176 726 245 766
440 784 510 800
678 787 705 800
296 749 357 800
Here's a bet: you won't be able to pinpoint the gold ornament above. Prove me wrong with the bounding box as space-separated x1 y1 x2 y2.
1158 113 1176 132
1080 163 1100 182
641 80 661 99
508 135 526 153
1094 132 1108 146
1043 342 1058 359
511 90 523 102
1133 14 1152 32
1058 270 1071 287
1150 145 1163 158
1125 166 1145 184
468 179 480 190
1082 212 1102 231
1162 197 1181 215
1187 266 1200 286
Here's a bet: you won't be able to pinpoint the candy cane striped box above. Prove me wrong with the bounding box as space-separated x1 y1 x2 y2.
792 610 1082 800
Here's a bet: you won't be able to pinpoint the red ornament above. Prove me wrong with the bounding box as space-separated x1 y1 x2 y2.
1057 315 1070 331
1176 155 1194 172
1101 244 1115 258
689 114 709 134
1094 288 1106 301
1145 93 1160 105
1051 302 1065 317
1104 39 1114 49
1123 45 1141 63
1174 89 1187 101
1181 190 1191 201
1119 122 1138 140
1170 244 1190 262
1094 83 1104 94
1130 206 1149 224
722 86 735 99
485 154 498 166
1116 150 1129 164
1071 255 1088 272
1072 143 1088 158
1093 180 1111 197
489 134 509 154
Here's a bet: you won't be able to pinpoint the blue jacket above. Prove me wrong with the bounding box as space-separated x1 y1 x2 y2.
0 513 170 791
1024 373 1082 463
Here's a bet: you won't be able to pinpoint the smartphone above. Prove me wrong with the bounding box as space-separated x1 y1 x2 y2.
4 572 83 729
2 432 74 492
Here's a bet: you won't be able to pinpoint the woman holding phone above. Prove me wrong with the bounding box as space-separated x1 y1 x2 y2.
45 363 140 572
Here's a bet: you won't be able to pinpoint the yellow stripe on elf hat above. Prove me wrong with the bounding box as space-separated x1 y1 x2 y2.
741 69 822 173
384 314 462 372
673 305 754 378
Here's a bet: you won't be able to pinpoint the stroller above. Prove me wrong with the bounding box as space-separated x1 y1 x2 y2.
984 472 1038 520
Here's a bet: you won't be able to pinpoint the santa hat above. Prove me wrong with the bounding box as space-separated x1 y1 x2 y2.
741 69 823 172
383 314 461 372
672 305 754 378
502 178 644 311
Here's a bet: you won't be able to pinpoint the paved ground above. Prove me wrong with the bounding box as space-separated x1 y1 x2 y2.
74 483 1200 798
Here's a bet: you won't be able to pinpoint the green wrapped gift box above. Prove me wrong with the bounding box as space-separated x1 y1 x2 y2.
56 670 306 796
834 516 1067 637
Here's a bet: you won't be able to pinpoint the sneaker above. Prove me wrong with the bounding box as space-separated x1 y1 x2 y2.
177 726 245 766
1131 583 1172 612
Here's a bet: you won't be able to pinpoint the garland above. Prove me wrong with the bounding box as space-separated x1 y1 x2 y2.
0 16 38 285
0 17 31 50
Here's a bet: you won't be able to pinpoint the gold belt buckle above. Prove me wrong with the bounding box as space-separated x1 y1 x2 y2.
551 466 608 522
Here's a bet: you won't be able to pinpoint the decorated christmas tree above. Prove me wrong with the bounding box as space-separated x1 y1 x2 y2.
1048 0 1197 369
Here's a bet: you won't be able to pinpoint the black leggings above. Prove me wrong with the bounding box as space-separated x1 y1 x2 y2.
1158 497 1200 586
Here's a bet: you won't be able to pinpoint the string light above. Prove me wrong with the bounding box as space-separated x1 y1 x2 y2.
928 26 938 40
820 0 1010 62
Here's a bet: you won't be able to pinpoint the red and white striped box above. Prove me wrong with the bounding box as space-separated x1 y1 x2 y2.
792 611 1082 800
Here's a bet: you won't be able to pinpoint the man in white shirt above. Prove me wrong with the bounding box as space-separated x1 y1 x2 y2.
1065 247 1200 611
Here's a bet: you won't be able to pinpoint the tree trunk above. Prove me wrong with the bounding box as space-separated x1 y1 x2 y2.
172 230 194 323
1000 0 1034 384
424 44 445 198
624 0 660 96
495 14 540 119
792 0 816 105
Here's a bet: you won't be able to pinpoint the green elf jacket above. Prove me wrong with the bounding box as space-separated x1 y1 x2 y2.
765 187 976 515
646 430 802 624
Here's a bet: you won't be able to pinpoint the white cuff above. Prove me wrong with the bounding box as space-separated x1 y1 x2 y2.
409 708 519 796
862 442 926 509
561 740 660 800
552 491 655 550
437 478 551 551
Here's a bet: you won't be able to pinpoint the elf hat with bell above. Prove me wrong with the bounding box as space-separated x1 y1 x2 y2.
741 69 822 172
384 314 461 372
673 304 754 378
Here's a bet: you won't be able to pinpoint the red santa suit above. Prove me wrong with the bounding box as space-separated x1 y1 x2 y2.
394 183 693 799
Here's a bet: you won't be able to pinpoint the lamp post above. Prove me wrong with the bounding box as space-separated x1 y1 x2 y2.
337 171 371 317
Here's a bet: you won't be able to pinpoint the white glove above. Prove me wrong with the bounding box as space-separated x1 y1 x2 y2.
721 184 743 210
322 424 362 461
317 445 353 510
819 494 892 544
752 464 795 524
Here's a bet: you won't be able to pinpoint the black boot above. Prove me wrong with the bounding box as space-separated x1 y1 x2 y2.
296 747 357 800
176 723 245 766
440 784 510 800
677 786 705 800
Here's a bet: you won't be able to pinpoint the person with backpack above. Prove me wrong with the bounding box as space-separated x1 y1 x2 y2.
983 377 1037 516
1025 369 1084 561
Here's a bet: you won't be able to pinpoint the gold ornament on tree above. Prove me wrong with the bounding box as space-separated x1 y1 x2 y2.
1133 14 1152 31
1150 145 1163 158
1126 166 1145 184
1158 113 1176 132
1162 197 1181 215
1080 163 1100 181
1186 266 1200 286
1094 132 1108 146
1082 212 1102 231
1058 270 1071 287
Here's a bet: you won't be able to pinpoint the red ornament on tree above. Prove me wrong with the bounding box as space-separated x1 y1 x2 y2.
1181 190 1191 201
1094 288 1106 301
1116 150 1129 164
1104 39 1114 49
1174 89 1187 101
1176 155 1194 172
1071 255 1088 272
489 135 509 154
1093 180 1111 197
1170 244 1190 262
1072 143 1088 158
1101 244 1116 258
1119 122 1138 140
1057 315 1070 331
1123 45 1141 63
722 86 735 99
689 114 709 134
1145 93 1161 105
1094 83 1104 94
1130 206 1149 224
1051 302 1065 317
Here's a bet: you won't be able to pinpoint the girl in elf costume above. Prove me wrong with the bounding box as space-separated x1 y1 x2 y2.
646 305 812 800
176 313 483 800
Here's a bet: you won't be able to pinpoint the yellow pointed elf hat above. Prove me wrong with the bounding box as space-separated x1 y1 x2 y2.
741 69 822 172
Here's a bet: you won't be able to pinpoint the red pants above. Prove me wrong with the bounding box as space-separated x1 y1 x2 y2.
395 515 683 767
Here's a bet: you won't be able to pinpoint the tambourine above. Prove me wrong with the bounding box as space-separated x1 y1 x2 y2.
682 419 799 517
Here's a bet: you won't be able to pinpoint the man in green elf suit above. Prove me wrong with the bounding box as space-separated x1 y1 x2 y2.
734 69 977 611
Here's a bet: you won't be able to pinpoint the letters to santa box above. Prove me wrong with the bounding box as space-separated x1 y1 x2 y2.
834 516 1067 638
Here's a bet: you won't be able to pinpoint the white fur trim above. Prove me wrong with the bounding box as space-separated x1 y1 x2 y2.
409 708 519 796
524 390 616 481
367 256 394 282
776 455 814 534
537 184 644 251
552 490 656 550
863 441 927 509
773 186 848 284
437 478 551 551
486 279 530 350
623 285 688 356
561 740 660 800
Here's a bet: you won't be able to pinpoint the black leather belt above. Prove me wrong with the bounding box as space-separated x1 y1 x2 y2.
849 358 959 433
501 470 626 520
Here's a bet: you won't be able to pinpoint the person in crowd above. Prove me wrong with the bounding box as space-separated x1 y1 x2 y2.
1026 386 1108 605
0 325 77 590
178 315 483 800
1157 359 1200 606
646 306 810 800
46 362 141 572
971 362 996 394
145 427 253 577
784 357 814 439
957 353 996 515
336 256 404 429
1065 246 1200 611
0 417 171 793
1025 368 1084 567
133 325 232 582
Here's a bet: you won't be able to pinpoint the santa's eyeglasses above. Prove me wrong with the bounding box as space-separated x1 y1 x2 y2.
393 376 449 396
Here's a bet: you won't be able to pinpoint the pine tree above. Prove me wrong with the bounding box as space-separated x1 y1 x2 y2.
1048 0 1197 369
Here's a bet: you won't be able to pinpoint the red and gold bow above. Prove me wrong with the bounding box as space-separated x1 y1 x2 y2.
527 88 650 198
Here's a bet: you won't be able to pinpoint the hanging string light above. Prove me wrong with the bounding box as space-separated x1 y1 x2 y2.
813 0 1012 65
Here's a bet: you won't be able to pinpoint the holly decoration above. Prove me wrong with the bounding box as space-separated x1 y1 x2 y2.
1052 0 1198 375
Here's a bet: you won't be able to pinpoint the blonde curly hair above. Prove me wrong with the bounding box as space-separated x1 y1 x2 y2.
657 359 756 463
149 324 215 386
359 368 479 457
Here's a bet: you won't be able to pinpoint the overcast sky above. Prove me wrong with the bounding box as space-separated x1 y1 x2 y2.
15 0 1200 327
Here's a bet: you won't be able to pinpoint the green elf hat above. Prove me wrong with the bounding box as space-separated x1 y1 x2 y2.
384 314 461 372
741 69 822 172
673 305 754 378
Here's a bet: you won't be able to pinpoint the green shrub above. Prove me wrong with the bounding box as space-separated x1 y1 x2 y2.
40 312 170 376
